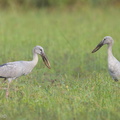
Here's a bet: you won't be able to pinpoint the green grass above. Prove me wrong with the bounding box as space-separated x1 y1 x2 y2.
0 7 120 120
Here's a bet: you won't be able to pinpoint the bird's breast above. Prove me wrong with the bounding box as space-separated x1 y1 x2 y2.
108 60 120 80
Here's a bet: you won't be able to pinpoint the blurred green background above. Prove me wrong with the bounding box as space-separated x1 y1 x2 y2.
0 0 120 120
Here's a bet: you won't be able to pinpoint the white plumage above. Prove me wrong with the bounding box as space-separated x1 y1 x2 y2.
92 36 120 81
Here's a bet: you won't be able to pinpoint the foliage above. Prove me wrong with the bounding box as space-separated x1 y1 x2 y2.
0 0 120 9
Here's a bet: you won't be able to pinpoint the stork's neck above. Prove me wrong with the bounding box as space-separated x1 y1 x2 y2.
32 52 38 66
107 43 113 57
107 43 117 64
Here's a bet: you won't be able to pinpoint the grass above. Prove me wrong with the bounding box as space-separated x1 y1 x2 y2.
0 6 120 120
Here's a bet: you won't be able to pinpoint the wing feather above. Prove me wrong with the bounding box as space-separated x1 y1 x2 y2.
0 62 23 78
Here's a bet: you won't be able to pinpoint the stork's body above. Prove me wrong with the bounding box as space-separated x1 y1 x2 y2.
92 36 120 81
0 46 51 97
0 54 39 82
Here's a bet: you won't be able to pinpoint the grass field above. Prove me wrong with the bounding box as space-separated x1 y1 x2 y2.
0 6 120 120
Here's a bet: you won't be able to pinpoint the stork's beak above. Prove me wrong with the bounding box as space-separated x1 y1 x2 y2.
92 41 104 53
41 53 51 69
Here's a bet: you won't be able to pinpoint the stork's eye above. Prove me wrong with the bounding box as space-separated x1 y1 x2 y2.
40 49 42 52
103 38 106 41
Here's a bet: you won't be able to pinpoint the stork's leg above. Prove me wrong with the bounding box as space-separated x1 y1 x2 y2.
6 79 12 98
6 82 10 98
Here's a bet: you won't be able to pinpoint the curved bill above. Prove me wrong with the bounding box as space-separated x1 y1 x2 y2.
92 41 104 53
41 54 51 69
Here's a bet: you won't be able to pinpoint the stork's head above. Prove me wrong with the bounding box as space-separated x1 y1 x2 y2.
33 46 51 69
92 36 114 53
